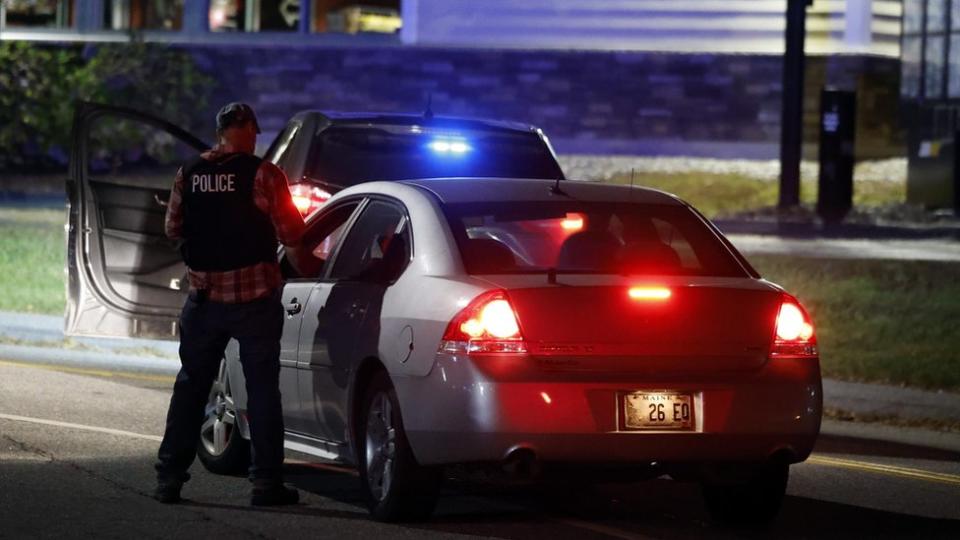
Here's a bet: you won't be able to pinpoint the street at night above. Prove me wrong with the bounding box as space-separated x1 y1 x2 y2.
2 360 958 539
4 1 960 537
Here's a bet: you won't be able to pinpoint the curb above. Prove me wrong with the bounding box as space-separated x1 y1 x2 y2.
823 378 960 424
0 344 179 377
714 218 960 240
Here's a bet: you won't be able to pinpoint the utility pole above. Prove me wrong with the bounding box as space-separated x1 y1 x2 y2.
779 0 813 208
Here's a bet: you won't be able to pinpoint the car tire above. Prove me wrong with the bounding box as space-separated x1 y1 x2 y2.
197 359 250 475
701 461 789 527
358 371 441 522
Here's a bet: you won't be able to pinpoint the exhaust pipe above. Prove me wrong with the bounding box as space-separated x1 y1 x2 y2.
502 447 540 481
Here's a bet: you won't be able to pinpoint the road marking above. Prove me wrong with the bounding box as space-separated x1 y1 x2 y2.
0 413 163 442
0 359 176 383
809 455 960 487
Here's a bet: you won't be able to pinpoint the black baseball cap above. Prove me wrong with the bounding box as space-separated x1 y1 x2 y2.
216 102 261 133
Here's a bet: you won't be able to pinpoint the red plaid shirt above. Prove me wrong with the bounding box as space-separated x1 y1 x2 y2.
165 145 305 303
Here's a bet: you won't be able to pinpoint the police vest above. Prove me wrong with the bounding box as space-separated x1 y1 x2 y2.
180 153 278 272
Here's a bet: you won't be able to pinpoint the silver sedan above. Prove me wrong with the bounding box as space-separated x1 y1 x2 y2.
195 177 821 523
66 123 820 522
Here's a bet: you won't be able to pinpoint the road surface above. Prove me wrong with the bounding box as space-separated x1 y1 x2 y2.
1 360 958 539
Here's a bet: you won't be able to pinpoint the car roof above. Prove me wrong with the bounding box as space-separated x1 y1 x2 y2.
398 177 685 206
293 110 539 134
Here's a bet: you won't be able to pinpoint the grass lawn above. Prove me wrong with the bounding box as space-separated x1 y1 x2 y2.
607 172 905 217
750 255 960 392
0 207 65 315
1 205 957 391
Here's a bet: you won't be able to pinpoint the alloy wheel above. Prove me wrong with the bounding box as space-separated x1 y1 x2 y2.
364 390 397 501
201 360 237 457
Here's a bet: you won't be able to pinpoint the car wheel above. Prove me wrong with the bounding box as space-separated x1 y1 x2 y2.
197 358 250 475
701 461 789 527
358 371 441 522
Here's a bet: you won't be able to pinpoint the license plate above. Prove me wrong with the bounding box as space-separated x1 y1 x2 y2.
623 392 694 430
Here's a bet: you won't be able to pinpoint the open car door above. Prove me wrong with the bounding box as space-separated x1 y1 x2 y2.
66 102 209 340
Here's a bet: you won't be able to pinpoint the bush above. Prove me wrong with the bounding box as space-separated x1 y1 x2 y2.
0 42 213 171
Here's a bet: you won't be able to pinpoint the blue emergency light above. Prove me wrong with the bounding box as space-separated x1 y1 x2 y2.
428 139 471 154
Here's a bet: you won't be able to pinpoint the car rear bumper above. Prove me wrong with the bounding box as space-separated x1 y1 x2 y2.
394 353 822 466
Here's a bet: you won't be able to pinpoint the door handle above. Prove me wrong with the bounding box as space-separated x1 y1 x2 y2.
286 299 302 316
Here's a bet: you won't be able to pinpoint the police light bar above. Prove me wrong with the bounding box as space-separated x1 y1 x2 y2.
428 139 471 154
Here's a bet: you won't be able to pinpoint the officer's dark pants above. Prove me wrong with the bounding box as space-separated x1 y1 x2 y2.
156 289 285 486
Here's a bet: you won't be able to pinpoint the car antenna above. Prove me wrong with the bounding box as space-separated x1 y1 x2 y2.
424 93 434 120
550 176 567 196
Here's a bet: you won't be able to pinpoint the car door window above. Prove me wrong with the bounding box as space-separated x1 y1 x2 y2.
264 122 300 167
329 200 410 282
282 202 359 279
84 113 202 307
67 105 208 340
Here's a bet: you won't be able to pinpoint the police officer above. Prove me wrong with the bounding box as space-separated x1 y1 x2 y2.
154 103 305 506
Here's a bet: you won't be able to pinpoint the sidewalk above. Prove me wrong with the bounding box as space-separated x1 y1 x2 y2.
714 217 960 241
713 214 960 262
2 311 959 426
726 234 960 262
0 311 178 376
824 379 960 424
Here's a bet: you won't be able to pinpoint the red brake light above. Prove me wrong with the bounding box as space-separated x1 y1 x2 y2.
628 286 671 301
289 184 331 217
440 290 527 354
560 212 585 231
771 297 817 358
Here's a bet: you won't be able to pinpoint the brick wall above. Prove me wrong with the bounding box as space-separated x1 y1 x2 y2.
180 45 903 160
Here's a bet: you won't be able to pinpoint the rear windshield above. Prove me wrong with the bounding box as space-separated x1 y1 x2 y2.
303 125 563 187
445 201 747 277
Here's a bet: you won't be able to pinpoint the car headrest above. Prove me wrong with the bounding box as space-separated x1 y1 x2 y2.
619 241 682 274
463 238 516 273
557 230 620 271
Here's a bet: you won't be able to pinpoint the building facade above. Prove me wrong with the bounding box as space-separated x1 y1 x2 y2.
1 1 905 162
897 0 959 207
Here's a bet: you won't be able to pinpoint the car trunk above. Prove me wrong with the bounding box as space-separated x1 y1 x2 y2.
479 275 782 375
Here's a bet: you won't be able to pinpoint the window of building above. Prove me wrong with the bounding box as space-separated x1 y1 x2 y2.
903 35 923 98
925 0 947 99
950 5 960 96
901 0 960 101
310 0 400 34
206 0 400 33
905 0 925 34
902 0 925 98
104 1 183 30
1 0 73 28
925 35 946 99
209 0 301 32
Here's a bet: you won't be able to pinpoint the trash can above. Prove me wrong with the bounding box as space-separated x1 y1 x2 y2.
817 88 856 224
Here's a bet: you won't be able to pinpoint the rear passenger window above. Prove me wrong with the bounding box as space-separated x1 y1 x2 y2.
651 218 700 270
282 202 358 279
445 201 746 277
330 200 410 282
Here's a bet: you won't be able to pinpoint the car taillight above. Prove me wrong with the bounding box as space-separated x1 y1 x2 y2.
289 184 331 217
439 290 527 354
560 212 584 231
771 296 818 358
628 286 671 301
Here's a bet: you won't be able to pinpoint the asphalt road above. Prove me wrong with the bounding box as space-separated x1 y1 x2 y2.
1 360 958 540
